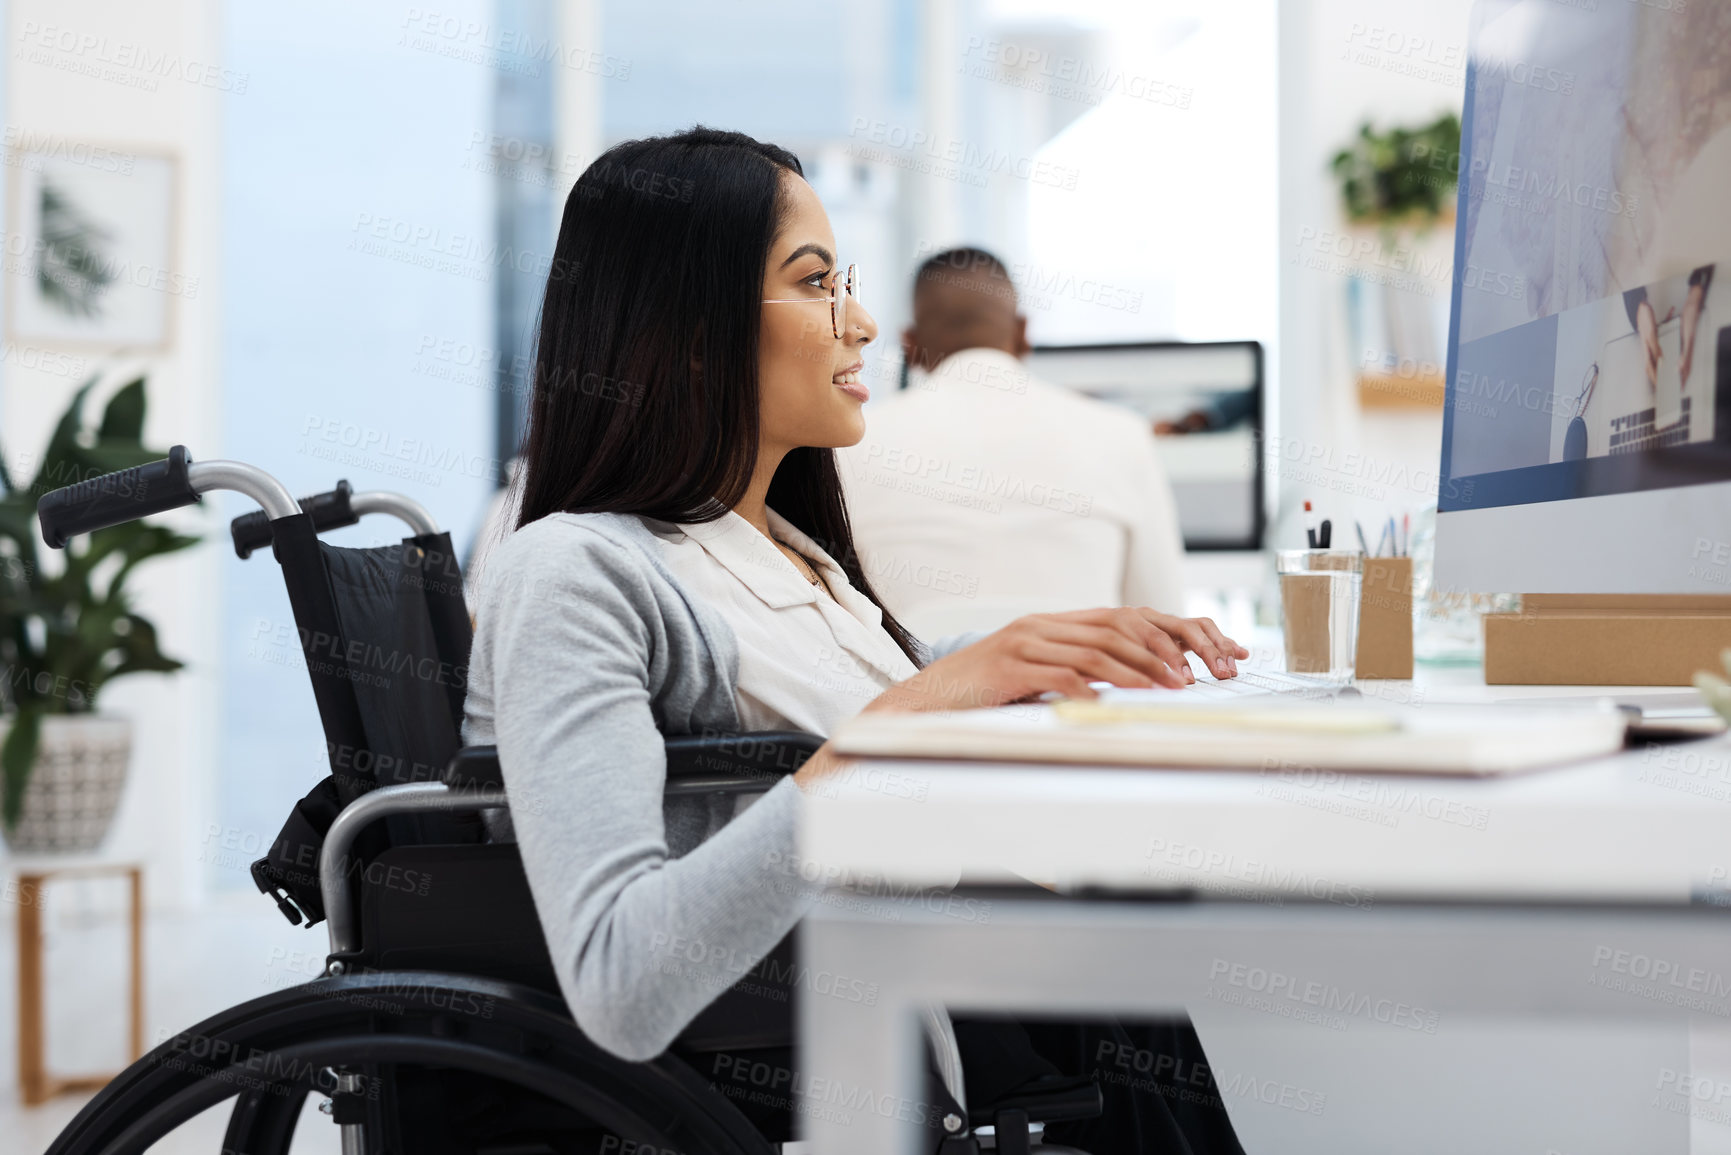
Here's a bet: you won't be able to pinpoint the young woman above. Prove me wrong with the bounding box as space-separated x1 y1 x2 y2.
462 126 1250 1153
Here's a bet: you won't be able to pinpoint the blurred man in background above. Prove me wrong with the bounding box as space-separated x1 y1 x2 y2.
839 247 1187 641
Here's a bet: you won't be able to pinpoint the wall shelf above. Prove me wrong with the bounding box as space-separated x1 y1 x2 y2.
1357 370 1446 409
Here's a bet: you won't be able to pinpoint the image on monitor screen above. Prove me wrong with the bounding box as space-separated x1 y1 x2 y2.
1440 0 1731 516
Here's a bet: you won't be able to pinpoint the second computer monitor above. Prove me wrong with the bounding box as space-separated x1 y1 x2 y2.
1027 340 1264 551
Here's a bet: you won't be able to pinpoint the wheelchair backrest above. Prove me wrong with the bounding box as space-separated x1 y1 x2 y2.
251 515 483 925
318 534 471 794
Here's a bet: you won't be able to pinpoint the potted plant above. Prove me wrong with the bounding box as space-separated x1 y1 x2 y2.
1330 112 1463 411
0 375 199 853
1330 111 1462 232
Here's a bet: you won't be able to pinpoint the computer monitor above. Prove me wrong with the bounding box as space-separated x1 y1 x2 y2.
1435 0 1731 593
1026 340 1264 551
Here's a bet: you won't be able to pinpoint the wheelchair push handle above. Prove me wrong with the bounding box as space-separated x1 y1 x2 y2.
230 479 359 559
37 445 202 549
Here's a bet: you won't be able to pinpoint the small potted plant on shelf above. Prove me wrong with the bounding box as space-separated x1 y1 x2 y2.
0 375 199 854
1331 111 1463 411
1330 111 1462 233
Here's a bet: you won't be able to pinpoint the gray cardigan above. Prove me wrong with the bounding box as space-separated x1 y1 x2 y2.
461 511 957 1061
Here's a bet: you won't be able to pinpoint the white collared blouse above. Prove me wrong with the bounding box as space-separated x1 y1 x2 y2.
644 507 921 736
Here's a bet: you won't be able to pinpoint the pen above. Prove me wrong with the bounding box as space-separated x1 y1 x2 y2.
1401 513 1410 557
1355 521 1369 555
1386 515 1398 558
1318 518 1332 549
1304 500 1317 549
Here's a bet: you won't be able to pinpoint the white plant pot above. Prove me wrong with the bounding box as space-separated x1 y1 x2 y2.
1 713 133 855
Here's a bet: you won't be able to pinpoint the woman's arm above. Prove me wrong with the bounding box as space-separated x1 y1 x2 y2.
888 607 1244 710
922 629 990 664
799 607 1250 786
484 527 810 1061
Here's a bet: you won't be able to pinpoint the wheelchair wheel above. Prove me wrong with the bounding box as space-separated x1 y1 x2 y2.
48 969 775 1155
222 1081 306 1155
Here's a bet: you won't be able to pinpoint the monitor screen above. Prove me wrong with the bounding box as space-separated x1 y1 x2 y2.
1027 341 1264 550
1435 0 1731 593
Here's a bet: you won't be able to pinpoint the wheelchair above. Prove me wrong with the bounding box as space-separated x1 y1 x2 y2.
33 447 1102 1155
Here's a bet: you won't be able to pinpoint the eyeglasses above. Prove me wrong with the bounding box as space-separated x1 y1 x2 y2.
763 264 859 340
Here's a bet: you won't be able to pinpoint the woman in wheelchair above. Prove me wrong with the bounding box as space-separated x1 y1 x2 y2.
461 125 1251 1155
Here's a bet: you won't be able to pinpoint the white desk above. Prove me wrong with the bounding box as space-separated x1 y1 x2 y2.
793 661 1731 1154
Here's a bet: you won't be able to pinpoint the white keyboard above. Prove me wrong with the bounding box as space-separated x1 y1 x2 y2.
1183 666 1342 700
1090 663 1343 702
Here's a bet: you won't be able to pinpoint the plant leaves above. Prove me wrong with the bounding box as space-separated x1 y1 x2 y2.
104 614 185 682
32 376 100 496
81 521 199 589
1 705 42 831
72 445 162 479
0 368 200 798
97 378 148 443
1332 112 1462 225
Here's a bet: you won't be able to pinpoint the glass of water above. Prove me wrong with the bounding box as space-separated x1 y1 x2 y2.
1276 550 1364 681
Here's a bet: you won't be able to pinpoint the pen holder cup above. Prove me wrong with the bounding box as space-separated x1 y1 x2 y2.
1354 556 1414 680
1276 550 1363 681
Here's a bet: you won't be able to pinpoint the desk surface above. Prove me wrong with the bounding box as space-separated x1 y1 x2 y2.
799 659 1731 904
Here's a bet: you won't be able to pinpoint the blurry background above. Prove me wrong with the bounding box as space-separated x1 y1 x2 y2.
0 0 1490 1148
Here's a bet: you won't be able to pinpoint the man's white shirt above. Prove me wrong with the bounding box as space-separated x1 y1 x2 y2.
839 346 1186 641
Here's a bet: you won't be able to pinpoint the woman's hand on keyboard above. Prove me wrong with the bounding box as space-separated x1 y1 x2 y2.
864 608 1249 714
1132 609 1249 679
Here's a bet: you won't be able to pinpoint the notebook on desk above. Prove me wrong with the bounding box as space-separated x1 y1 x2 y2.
828 694 1629 777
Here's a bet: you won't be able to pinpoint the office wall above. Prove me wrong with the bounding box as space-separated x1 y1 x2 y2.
1025 4 1278 350
1277 0 1474 553
0 0 226 908
216 2 495 893
596 0 921 370
0 1 497 908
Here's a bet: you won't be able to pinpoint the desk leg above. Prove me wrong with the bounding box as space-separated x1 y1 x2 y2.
798 916 927 1155
804 897 1731 1155
18 871 46 1106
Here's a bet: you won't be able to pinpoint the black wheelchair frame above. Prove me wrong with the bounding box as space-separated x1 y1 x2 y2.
33 446 1100 1155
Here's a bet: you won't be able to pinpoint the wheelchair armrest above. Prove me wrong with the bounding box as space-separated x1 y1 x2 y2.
441 732 823 797
662 731 823 795
969 1073 1102 1130
444 745 503 791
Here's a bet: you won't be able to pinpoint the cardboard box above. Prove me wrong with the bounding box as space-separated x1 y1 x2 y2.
1484 595 1731 685
1355 557 1413 679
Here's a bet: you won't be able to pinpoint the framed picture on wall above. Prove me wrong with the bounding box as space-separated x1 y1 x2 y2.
5 145 179 350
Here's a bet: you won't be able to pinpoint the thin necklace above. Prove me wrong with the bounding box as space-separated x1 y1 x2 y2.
776 539 826 589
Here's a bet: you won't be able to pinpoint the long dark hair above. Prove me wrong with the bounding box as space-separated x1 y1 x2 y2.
512 126 921 663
